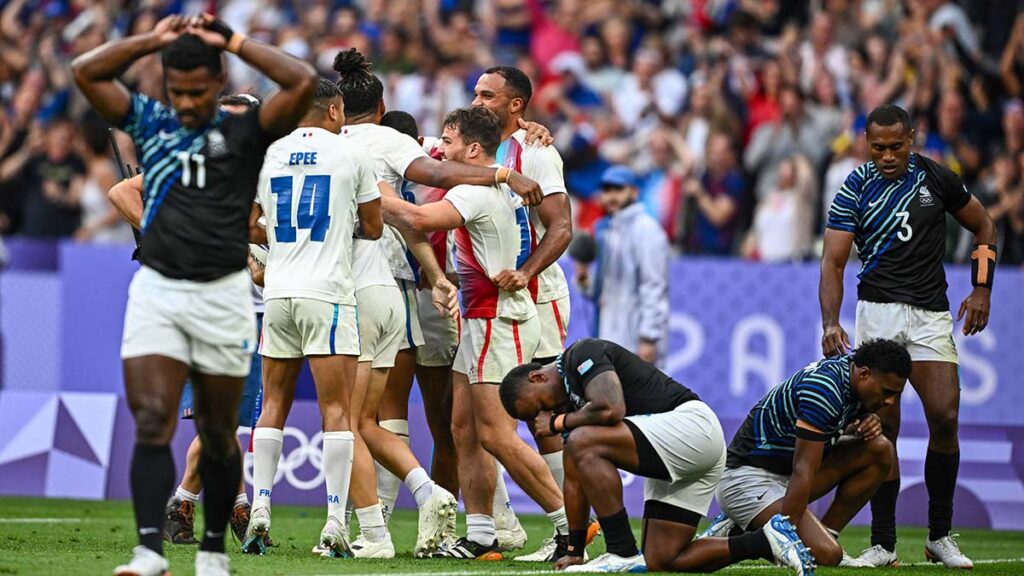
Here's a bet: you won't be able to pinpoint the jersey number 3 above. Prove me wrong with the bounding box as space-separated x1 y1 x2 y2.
270 174 332 243
895 210 913 241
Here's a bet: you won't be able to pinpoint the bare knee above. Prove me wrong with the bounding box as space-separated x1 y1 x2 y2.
643 550 673 573
320 404 349 431
477 422 507 455
926 407 959 441
196 423 239 460
133 403 176 445
564 427 601 463
814 539 844 567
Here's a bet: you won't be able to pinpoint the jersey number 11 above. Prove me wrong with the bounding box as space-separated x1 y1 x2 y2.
270 174 332 243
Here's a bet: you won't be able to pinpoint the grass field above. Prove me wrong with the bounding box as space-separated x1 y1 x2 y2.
1 497 1022 575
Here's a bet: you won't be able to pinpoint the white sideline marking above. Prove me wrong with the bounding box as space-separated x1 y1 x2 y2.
0 517 85 523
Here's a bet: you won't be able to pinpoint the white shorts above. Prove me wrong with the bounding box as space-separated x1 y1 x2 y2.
356 286 404 369
121 266 256 378
260 298 359 358
626 401 726 517
534 295 570 360
454 315 540 384
416 287 460 367
397 279 425 351
855 301 958 364
715 465 790 530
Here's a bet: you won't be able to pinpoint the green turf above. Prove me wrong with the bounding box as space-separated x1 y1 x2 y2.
0 497 1022 575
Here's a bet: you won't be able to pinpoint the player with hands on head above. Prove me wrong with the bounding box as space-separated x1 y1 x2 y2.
73 11 315 576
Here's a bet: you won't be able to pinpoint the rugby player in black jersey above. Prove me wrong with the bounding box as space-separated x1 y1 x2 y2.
73 13 315 576
500 339 815 575
820 104 997 568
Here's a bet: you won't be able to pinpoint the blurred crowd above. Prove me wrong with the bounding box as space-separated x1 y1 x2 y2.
1 0 1023 266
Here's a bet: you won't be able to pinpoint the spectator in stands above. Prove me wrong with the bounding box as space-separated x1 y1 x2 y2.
743 155 815 263
683 132 745 256
577 165 669 364
0 118 83 238
612 46 687 132
74 113 133 244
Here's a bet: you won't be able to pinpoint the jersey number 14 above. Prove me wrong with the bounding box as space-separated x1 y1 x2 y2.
270 174 332 243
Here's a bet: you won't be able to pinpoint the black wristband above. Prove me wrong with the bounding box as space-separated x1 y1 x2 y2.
567 529 587 557
205 17 234 44
549 414 559 436
970 244 996 288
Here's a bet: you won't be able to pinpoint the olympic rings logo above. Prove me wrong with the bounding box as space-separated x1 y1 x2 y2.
241 427 325 491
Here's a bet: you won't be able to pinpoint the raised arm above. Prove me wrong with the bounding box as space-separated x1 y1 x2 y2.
404 156 543 206
953 196 997 335
819 228 854 356
188 14 315 135
72 15 189 124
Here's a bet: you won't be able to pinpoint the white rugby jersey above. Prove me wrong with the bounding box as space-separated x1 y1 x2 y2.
446 172 536 322
496 129 570 303
339 123 428 282
257 127 379 305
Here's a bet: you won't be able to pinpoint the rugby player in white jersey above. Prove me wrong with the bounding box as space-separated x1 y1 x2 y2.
383 107 570 561
330 49 544 521
472 66 581 561
244 78 382 558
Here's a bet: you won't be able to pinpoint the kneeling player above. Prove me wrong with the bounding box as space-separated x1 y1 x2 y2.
500 338 815 574
707 339 910 568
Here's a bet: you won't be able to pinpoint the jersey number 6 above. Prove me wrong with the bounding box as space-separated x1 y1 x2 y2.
270 174 332 243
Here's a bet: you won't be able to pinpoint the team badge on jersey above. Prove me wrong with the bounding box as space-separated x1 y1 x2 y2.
207 129 227 157
918 185 934 206
577 358 594 375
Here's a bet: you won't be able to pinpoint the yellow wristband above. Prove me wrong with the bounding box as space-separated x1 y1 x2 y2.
227 33 247 54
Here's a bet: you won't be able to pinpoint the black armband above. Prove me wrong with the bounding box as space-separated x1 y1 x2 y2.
795 427 828 442
970 244 996 288
567 530 587 557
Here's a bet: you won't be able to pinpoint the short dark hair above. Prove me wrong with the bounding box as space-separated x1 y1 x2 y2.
443 107 502 156
866 104 912 135
161 34 222 74
499 362 542 418
218 93 260 109
852 339 912 379
381 110 419 140
333 48 383 117
307 77 343 116
483 66 532 107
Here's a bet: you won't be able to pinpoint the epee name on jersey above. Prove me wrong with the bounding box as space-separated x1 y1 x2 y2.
288 151 319 166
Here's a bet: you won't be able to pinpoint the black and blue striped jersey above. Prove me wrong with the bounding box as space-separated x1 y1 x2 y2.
120 93 276 281
726 355 862 475
826 153 971 311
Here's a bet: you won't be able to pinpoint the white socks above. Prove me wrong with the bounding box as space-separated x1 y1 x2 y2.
251 427 284 509
175 486 199 503
466 514 496 546
323 430 354 521
234 493 249 507
404 467 435 508
356 503 389 542
376 419 408 517
542 451 565 491
492 460 515 517
547 506 569 536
